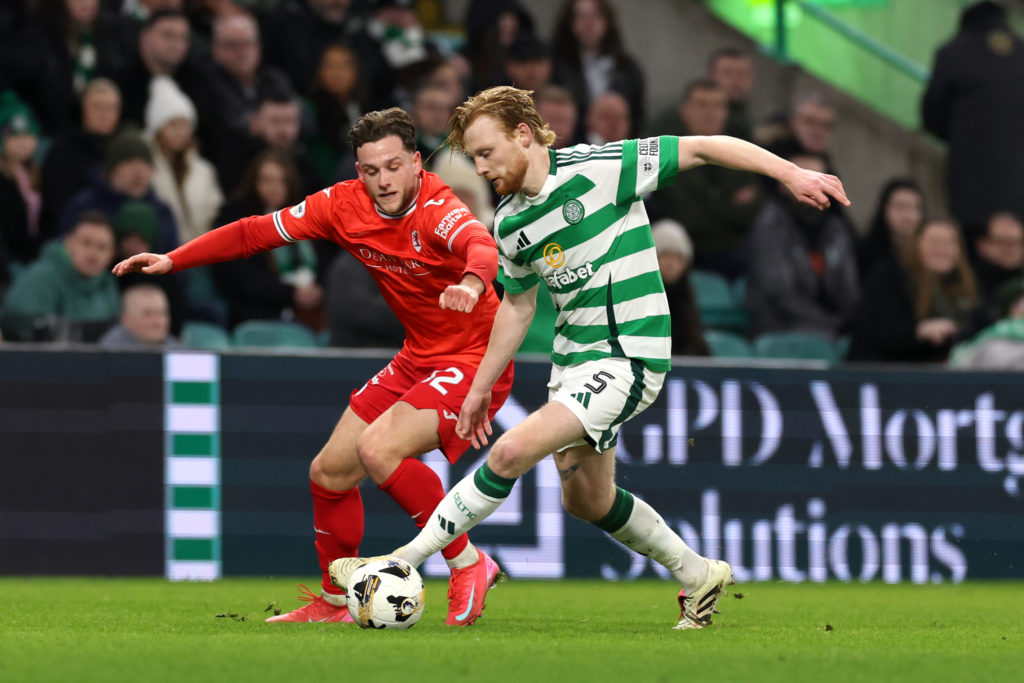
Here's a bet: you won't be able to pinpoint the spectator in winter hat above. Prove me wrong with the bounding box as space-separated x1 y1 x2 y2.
58 128 180 253
145 76 223 243
651 219 709 357
110 198 188 335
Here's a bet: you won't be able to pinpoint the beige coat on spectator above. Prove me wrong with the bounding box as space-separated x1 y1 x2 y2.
149 146 224 245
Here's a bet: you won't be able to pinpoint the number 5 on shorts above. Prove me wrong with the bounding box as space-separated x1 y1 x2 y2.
422 367 465 395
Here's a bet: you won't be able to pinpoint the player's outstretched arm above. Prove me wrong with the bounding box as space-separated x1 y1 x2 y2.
677 135 851 210
111 252 174 277
457 286 538 449
113 208 322 279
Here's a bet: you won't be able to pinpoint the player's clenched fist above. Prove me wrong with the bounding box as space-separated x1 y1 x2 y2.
439 283 480 313
111 252 174 276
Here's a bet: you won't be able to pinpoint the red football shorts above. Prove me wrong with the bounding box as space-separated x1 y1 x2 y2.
348 353 515 463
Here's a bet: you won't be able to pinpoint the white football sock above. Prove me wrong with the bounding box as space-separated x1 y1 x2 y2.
394 464 515 568
605 492 708 591
445 541 480 570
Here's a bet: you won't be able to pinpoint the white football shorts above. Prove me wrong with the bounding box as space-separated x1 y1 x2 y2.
548 357 665 453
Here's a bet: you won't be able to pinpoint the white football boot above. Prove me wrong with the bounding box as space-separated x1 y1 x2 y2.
674 559 735 630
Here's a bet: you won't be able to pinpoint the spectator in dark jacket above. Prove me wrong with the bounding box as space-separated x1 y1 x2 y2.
922 1 1024 237
584 91 630 145
215 90 320 197
199 11 293 172
767 92 840 178
0 90 45 264
856 178 925 279
109 10 209 131
535 85 580 150
59 128 179 254
29 0 127 130
550 0 645 137
0 215 9 298
41 78 122 235
0 2 83 135
410 83 456 159
850 218 986 363
324 251 405 349
259 0 359 99
746 152 860 340
502 34 552 94
650 79 762 280
211 150 323 329
303 42 366 186
707 47 754 141
972 211 1024 319
462 0 535 93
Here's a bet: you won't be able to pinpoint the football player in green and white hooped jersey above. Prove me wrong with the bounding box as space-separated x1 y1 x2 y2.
330 86 850 630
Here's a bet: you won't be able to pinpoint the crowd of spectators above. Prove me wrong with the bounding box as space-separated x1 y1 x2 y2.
0 0 1021 368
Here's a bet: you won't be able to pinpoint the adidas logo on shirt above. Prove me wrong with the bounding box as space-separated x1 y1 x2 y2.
516 232 532 250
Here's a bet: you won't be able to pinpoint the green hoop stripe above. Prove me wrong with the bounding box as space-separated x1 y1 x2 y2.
599 359 647 451
473 463 517 499
594 487 635 532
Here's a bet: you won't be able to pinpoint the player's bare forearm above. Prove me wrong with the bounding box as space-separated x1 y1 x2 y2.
457 287 536 446
472 287 537 392
677 135 850 209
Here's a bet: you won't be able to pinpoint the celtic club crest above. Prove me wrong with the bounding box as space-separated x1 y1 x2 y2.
562 199 585 225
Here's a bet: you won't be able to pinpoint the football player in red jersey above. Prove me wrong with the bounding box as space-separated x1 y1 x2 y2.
113 109 512 625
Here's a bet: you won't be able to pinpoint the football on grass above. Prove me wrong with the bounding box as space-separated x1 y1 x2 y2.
345 557 425 629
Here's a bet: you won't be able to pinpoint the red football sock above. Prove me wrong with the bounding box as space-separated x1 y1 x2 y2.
379 458 469 560
310 479 364 595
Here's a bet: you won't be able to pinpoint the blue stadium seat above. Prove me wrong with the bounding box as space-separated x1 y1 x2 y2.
753 332 838 363
181 321 231 350
231 320 318 349
690 270 732 308
691 270 749 334
703 329 754 358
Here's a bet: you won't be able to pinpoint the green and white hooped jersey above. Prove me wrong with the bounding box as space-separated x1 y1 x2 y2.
495 137 679 372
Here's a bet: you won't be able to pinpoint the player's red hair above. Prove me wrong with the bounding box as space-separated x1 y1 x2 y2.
446 86 557 152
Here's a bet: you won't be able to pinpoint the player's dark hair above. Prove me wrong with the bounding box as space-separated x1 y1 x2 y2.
348 108 417 154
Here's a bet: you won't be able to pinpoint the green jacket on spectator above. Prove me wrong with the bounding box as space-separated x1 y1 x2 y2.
2 240 120 340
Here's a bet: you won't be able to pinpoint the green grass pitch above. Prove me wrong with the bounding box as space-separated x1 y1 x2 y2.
1 577 1021 682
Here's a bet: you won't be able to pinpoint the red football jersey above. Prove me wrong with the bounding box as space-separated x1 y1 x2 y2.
168 171 500 365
